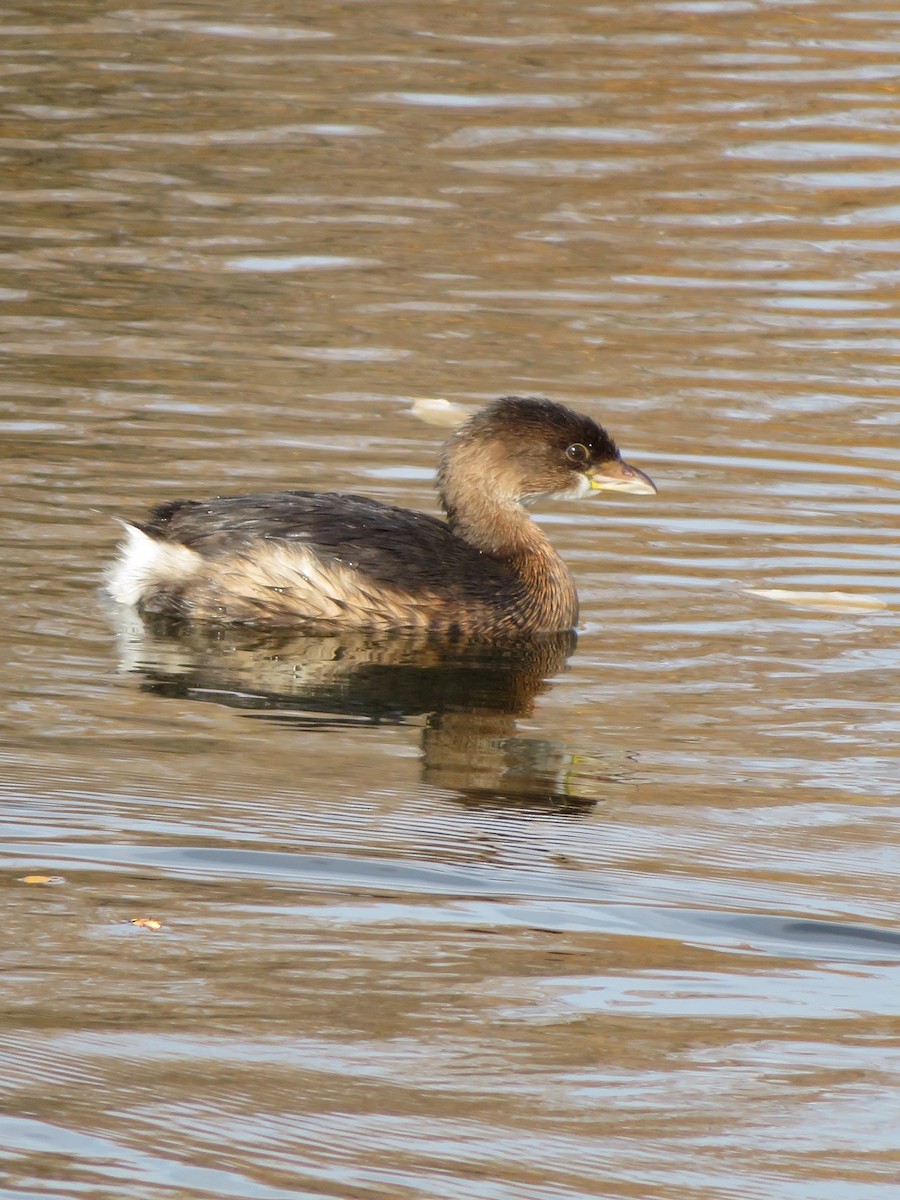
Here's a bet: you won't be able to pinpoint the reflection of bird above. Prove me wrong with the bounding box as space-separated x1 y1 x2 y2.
108 396 656 635
113 616 576 725
112 613 621 811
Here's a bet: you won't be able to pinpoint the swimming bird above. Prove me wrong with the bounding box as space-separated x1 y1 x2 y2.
107 396 656 636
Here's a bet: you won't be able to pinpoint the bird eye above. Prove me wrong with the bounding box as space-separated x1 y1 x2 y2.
566 443 589 465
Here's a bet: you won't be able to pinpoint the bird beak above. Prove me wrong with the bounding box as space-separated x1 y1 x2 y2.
588 457 657 496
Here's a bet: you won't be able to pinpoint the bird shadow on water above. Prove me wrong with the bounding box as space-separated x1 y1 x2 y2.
109 603 628 814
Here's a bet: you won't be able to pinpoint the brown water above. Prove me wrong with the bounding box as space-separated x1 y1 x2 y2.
3 1 900 1196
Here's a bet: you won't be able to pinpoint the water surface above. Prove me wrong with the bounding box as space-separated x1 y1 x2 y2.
3 1 900 1197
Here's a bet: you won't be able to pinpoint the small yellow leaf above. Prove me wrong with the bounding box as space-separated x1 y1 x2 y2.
131 918 162 931
20 874 65 885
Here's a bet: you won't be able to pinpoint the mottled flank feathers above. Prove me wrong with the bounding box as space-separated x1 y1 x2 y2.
109 491 543 633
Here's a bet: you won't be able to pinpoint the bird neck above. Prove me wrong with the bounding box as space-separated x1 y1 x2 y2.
439 473 578 630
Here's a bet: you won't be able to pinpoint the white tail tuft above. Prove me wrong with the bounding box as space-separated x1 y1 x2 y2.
106 522 202 607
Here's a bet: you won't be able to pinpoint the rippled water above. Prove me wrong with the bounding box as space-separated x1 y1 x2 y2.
3 1 900 1197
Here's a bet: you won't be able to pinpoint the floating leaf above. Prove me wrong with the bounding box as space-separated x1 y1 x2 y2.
20 874 65 885
409 397 471 428
746 588 888 613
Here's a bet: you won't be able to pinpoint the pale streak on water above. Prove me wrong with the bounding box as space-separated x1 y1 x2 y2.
2 1 900 1197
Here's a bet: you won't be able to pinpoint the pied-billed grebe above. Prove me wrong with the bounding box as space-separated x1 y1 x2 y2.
107 396 656 636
